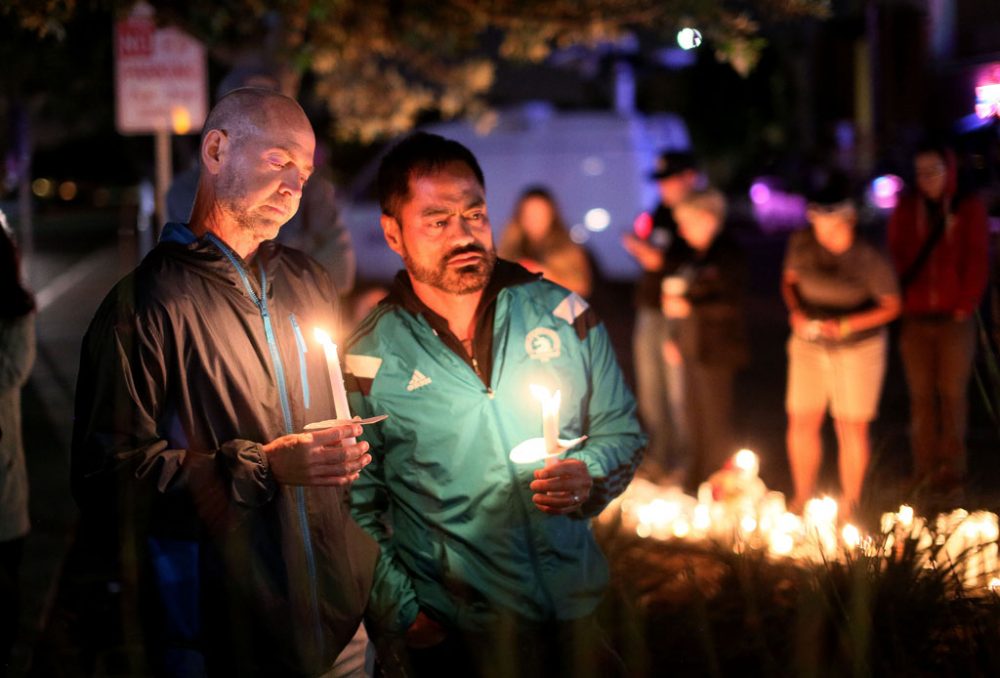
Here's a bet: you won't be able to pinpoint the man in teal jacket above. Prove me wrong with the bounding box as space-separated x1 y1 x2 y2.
347 133 645 676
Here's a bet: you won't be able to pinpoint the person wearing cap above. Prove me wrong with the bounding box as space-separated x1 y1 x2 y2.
622 150 700 487
781 173 901 516
888 141 989 497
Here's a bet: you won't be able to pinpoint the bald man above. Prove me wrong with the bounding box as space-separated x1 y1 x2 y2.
72 89 378 676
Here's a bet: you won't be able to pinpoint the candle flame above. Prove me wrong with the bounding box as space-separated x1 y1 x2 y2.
982 518 1000 542
672 518 691 538
313 327 334 347
990 578 1000 593
898 504 914 529
733 448 759 476
842 524 861 549
769 531 794 556
693 504 711 531
778 512 802 533
530 384 561 405
805 496 838 525
529 384 550 400
637 499 681 527
530 384 561 419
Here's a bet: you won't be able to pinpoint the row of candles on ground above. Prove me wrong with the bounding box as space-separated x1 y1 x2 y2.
601 449 1000 592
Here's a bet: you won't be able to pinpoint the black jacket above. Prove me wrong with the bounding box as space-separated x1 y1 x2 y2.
71 223 378 676
663 232 749 369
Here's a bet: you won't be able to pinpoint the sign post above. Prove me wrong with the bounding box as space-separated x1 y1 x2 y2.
114 1 206 236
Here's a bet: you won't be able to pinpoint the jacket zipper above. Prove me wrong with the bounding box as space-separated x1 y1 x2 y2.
206 234 324 654
430 317 558 615
487 390 558 615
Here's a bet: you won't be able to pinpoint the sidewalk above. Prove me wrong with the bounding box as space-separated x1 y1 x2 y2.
10 208 131 677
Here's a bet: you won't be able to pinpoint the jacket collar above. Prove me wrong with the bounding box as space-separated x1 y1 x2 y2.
383 258 540 386
160 221 199 245
154 222 281 296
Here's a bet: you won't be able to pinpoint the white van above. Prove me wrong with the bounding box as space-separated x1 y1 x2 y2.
342 102 690 282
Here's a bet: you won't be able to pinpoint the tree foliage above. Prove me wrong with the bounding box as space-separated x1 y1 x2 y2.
9 0 830 141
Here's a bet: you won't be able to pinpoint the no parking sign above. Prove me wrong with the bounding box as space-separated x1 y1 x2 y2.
114 1 207 135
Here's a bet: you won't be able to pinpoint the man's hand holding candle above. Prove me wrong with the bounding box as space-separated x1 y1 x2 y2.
263 422 370 486
529 459 593 514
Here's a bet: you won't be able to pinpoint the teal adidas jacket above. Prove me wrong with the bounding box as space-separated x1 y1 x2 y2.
346 261 645 635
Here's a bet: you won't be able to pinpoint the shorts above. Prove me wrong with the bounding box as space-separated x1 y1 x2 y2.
785 331 887 422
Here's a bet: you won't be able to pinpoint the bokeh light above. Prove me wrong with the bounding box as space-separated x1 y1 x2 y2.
584 207 611 232
58 181 78 201
870 174 903 210
31 178 53 198
749 181 772 206
677 28 702 50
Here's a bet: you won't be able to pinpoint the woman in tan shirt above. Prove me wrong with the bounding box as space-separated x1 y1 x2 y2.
498 186 592 298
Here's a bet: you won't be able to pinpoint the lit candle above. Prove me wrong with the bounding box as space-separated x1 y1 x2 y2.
982 513 999 582
937 509 969 570
530 385 561 457
759 491 786 534
314 329 354 440
897 504 914 531
769 530 795 557
733 449 759 477
841 524 861 551
804 496 838 559
692 504 711 535
697 482 713 505
960 518 982 589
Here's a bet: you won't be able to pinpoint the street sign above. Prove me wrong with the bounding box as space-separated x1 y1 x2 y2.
114 2 207 135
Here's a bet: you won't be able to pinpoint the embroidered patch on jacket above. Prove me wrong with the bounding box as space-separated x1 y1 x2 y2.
525 327 561 362
406 369 432 392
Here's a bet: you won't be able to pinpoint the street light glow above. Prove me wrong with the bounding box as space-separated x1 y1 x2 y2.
677 28 702 50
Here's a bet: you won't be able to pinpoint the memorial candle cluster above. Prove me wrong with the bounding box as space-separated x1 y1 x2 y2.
602 450 1000 592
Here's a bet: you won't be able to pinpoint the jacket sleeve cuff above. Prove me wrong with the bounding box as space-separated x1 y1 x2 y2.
218 440 278 507
580 450 643 517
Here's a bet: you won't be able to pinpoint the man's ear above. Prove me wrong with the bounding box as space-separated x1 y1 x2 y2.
381 213 404 257
201 129 229 176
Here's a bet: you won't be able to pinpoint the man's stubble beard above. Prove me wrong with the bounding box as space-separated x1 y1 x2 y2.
216 169 285 242
402 242 497 295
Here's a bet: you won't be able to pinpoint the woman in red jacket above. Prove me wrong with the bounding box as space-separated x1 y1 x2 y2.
888 142 989 496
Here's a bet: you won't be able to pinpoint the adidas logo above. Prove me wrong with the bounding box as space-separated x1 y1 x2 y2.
406 369 432 392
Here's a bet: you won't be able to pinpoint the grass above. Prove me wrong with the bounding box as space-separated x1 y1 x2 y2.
595 512 1000 677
